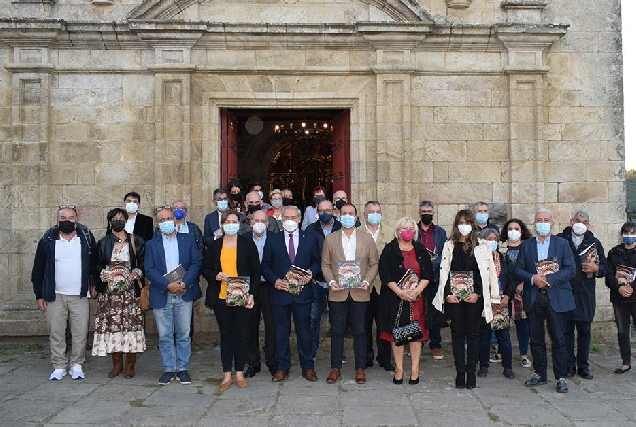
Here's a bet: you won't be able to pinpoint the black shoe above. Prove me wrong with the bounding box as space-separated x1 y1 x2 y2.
366 360 374 368
565 367 576 378
577 368 593 380
477 367 488 378
503 368 516 379
392 375 403 385
408 377 419 385
466 372 476 389
615 365 631 374
455 372 465 389
380 362 395 372
158 371 175 385
524 372 547 387
556 377 569 393
176 370 192 385
244 366 258 378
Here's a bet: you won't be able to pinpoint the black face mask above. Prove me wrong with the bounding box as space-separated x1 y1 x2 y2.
421 214 433 226
314 195 326 204
230 193 242 202
247 205 261 214
335 200 346 210
282 198 293 206
58 220 76 234
111 219 126 232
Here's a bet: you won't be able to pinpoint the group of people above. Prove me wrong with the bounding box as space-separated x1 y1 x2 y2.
31 188 636 395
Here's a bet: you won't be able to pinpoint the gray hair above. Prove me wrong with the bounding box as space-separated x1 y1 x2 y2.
535 208 554 222
572 209 591 221
419 200 434 209
478 227 499 240
473 201 489 212
282 205 301 218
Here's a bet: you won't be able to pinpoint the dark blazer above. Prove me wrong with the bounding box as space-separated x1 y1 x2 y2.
513 235 576 313
201 234 261 309
304 219 342 282
95 233 145 295
144 232 202 308
261 228 321 305
132 213 154 242
605 244 636 303
377 239 433 333
203 210 248 248
239 214 280 235
154 220 205 256
557 227 608 321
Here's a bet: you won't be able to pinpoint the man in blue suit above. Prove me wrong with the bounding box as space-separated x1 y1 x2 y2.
203 189 231 248
145 207 202 386
262 205 321 382
514 208 576 393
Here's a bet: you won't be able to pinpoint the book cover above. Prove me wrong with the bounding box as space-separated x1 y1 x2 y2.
338 260 362 288
578 244 599 279
163 264 186 282
225 277 250 307
105 262 131 293
490 302 511 330
450 271 474 301
397 269 420 301
536 258 560 276
616 265 636 287
285 265 312 295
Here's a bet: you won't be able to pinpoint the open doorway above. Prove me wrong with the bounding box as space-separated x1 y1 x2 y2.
220 108 350 208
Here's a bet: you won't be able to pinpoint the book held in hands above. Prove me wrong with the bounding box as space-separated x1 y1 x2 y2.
397 269 420 300
490 302 511 330
225 277 250 307
616 265 636 286
285 265 312 295
450 271 474 301
536 258 560 276
337 260 362 288
578 244 599 279
163 264 187 295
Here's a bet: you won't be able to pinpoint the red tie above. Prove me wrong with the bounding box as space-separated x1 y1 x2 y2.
288 233 296 263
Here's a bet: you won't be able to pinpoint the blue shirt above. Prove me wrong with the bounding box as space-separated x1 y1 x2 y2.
536 235 551 261
162 234 180 273
252 231 267 262
321 222 335 237
176 221 190 234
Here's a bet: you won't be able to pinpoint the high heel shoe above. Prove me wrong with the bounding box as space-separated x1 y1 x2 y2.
614 365 631 374
455 371 465 389
408 377 419 385
393 376 403 385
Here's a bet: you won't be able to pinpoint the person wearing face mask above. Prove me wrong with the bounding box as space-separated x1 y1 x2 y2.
204 189 243 247
362 201 394 371
432 210 499 389
261 206 321 382
201 210 260 391
267 189 285 227
301 186 327 231
557 210 608 380
122 192 154 242
476 228 516 380
249 182 272 211
513 208 576 393
32 204 98 380
417 200 448 361
154 200 204 256
93 208 146 379
241 191 279 234
377 217 433 385
500 219 534 368
473 201 500 233
145 207 202 386
304 199 342 359
606 222 636 374
228 180 244 212
333 190 348 218
321 203 379 385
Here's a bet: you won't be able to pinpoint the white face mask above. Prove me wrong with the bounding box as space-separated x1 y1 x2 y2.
572 222 587 236
507 229 521 242
252 222 267 235
125 202 138 214
457 224 472 236
283 220 298 233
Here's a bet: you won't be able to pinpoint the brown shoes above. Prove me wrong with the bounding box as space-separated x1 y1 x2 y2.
272 370 289 382
302 369 318 382
355 368 366 384
326 368 341 384
108 352 123 378
236 378 249 388
218 379 232 392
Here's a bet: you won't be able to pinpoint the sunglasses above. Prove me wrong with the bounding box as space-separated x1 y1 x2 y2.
58 205 77 212
155 206 173 213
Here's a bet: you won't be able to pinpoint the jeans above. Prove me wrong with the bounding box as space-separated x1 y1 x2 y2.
46 294 90 369
153 294 193 372
271 302 313 372
613 302 636 366
514 318 530 356
365 288 392 365
330 296 367 370
446 300 483 373
527 291 567 380
565 318 592 371
479 322 513 369
310 282 328 358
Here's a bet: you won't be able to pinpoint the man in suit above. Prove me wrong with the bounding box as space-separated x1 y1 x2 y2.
362 200 394 370
203 189 231 247
240 190 280 235
262 205 321 382
514 208 576 393
123 191 154 241
145 207 202 386
322 203 379 384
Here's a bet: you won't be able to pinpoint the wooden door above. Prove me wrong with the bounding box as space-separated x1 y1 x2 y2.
331 109 351 199
220 108 238 187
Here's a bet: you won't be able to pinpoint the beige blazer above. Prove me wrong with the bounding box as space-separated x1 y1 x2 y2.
321 229 379 302
360 222 392 294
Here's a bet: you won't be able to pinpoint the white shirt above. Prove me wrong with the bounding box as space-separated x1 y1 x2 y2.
341 228 357 261
365 223 380 243
125 215 136 234
285 230 299 260
54 235 82 295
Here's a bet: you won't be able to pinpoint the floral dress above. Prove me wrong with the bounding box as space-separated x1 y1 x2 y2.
92 244 146 356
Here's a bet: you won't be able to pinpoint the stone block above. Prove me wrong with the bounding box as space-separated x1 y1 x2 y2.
422 123 483 141
558 182 608 203
466 140 508 161
448 161 502 183
95 162 154 186
587 161 624 182
542 161 586 183
548 140 606 161
421 140 466 162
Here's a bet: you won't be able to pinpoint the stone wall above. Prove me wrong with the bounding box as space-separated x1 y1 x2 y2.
0 0 624 334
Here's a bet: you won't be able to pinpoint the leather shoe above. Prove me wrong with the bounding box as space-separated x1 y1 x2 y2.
524 373 547 387
271 370 289 382
556 377 569 393
565 367 576 378
302 368 318 382
267 364 278 376
218 379 232 392
236 378 249 388
466 372 476 389
477 367 488 378
244 366 258 378
455 372 465 389
615 365 631 374
366 360 374 368
380 362 395 372
355 369 366 384
326 368 341 384
408 376 419 385
577 368 593 380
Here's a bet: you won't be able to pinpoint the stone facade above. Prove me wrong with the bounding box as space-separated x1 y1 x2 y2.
0 0 624 335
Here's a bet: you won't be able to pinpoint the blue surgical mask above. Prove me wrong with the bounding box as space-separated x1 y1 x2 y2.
367 213 382 225
271 199 283 209
159 220 175 235
535 223 551 236
340 215 356 229
623 235 636 246
258 191 264 200
487 240 498 253
216 200 228 211
476 213 489 224
173 208 186 220
319 213 333 224
223 223 240 236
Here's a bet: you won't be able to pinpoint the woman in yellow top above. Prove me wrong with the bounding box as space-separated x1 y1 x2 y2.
202 210 261 391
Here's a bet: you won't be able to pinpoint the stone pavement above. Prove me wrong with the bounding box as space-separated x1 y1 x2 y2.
1 331 635 427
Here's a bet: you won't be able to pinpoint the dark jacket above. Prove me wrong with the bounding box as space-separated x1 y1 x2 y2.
31 223 97 302
558 227 608 321
304 218 342 282
417 222 447 284
95 233 146 295
132 212 154 242
154 220 205 257
202 234 261 309
377 239 433 333
203 210 248 248
606 244 636 303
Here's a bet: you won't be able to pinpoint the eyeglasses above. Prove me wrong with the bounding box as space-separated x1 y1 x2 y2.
155 206 173 213
58 205 77 212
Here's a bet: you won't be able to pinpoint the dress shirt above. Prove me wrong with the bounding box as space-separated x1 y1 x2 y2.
365 224 380 243
176 221 190 234
285 229 299 260
162 234 180 273
124 215 137 234
536 235 551 261
341 229 357 261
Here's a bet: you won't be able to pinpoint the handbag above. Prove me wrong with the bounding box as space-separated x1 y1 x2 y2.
391 300 423 347
130 236 150 311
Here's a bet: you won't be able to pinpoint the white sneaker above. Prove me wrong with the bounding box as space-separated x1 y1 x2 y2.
69 364 85 380
49 368 67 380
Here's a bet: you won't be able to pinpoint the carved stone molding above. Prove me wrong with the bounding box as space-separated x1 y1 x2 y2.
501 0 548 24
445 0 471 9
496 24 568 72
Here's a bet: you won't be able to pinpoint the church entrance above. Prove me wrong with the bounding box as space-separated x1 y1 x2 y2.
220 108 350 207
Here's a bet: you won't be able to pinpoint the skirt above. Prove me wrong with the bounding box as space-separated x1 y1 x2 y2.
92 288 146 356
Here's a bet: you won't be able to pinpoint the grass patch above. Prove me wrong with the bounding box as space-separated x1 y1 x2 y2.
528 387 539 394
0 341 46 357
487 412 500 422
590 345 601 353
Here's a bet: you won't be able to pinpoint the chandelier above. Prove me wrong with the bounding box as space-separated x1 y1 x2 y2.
273 121 332 137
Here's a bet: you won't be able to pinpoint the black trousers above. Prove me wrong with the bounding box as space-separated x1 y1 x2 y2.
365 288 392 366
446 300 483 373
613 301 636 366
527 290 568 380
245 282 276 369
213 299 249 372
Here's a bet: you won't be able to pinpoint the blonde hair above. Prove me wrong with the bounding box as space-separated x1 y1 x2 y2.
394 216 419 241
